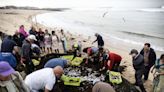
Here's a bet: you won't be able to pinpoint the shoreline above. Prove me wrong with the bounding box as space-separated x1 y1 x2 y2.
0 9 154 92
33 10 163 56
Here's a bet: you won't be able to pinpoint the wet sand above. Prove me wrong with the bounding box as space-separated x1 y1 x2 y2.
0 9 153 92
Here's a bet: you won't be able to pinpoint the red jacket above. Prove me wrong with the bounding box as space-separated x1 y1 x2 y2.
107 52 122 70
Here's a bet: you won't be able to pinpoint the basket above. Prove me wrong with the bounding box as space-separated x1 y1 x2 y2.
62 55 83 66
61 75 81 86
108 71 122 84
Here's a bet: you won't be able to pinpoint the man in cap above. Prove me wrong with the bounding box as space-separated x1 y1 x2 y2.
25 66 64 92
129 49 147 92
0 61 29 92
21 35 37 74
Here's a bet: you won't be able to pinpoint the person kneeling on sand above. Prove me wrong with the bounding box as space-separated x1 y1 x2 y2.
83 46 99 64
100 49 122 71
129 49 146 92
44 58 70 68
25 66 64 92
92 78 116 92
0 61 29 92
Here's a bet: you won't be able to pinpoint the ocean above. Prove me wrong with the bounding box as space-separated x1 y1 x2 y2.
33 8 164 55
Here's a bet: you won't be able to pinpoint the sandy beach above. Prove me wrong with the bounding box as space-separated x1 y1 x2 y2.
0 9 154 92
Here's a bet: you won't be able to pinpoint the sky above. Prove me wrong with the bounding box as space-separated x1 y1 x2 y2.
0 0 164 8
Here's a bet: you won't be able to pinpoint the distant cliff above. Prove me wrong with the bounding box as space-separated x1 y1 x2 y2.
0 5 70 11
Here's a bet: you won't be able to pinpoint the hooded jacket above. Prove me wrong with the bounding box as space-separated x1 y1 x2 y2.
140 48 156 68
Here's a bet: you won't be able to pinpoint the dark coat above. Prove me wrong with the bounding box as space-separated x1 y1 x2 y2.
140 48 156 68
96 35 104 46
13 34 23 47
21 39 32 61
29 29 37 35
132 54 145 70
1 37 16 53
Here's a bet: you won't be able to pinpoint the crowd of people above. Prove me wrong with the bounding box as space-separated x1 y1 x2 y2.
0 24 163 92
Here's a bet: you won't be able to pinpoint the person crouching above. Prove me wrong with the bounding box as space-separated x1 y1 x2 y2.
25 66 64 92
100 50 122 72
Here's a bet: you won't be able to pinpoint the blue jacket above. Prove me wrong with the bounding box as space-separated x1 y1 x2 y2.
1 37 16 53
44 58 67 68
0 52 17 68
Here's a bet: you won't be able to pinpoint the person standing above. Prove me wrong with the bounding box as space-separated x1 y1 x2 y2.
140 43 156 81
25 66 64 92
38 28 45 52
13 31 23 63
153 54 164 92
51 31 59 53
44 29 52 54
130 49 146 92
21 35 37 74
19 25 28 39
60 29 67 53
92 33 104 48
13 30 23 47
29 26 37 36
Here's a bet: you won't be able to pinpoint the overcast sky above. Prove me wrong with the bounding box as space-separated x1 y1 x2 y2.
0 0 163 8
